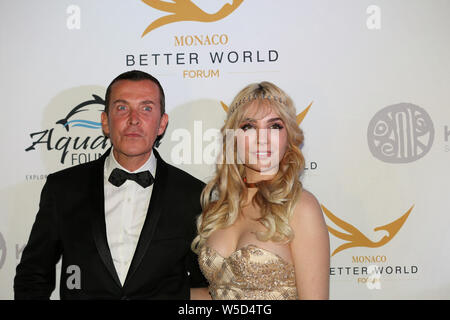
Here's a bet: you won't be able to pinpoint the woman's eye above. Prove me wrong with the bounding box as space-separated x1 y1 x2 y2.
240 123 255 131
270 123 284 130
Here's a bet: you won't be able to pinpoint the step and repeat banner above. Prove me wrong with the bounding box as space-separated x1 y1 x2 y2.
1 0 449 299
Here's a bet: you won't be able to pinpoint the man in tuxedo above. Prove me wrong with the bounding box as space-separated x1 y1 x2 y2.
14 70 208 299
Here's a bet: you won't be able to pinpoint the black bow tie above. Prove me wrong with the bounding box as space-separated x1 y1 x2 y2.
108 168 154 188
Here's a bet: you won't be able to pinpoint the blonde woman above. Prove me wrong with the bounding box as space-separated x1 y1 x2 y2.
191 82 330 300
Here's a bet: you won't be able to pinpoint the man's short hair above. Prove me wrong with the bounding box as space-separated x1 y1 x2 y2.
104 70 165 116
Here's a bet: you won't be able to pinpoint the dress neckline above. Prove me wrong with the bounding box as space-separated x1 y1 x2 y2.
203 244 294 267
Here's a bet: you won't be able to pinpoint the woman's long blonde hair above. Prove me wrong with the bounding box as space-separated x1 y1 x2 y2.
192 81 305 252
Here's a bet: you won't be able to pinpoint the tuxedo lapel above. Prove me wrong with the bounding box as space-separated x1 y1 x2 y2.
124 149 168 286
90 148 122 288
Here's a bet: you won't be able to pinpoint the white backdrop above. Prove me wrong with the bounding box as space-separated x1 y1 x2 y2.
1 0 449 299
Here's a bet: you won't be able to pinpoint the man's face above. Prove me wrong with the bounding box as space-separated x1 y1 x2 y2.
101 79 168 168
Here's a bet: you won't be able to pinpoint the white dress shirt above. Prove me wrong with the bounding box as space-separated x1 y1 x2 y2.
103 148 156 286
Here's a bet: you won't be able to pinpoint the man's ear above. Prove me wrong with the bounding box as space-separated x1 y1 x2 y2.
101 112 110 137
158 113 169 136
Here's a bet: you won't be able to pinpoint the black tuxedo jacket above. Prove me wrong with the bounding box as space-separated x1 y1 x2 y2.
14 148 207 299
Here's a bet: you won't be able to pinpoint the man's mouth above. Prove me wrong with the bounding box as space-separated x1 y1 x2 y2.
124 132 142 137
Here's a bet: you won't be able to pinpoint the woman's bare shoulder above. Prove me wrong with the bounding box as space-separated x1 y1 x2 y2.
293 189 322 218
289 188 328 237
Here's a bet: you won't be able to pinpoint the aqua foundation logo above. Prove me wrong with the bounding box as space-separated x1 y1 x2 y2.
25 87 110 166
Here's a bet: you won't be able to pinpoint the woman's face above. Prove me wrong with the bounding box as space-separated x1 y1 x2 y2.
235 102 288 177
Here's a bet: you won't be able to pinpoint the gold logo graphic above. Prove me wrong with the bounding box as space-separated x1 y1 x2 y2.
141 0 244 37
322 204 414 256
220 101 313 125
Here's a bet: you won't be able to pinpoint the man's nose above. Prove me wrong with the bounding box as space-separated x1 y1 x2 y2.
128 109 140 125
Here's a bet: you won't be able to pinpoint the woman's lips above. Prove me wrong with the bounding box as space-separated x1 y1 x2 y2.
254 151 272 158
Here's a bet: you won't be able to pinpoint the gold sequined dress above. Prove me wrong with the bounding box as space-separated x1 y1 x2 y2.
198 244 298 300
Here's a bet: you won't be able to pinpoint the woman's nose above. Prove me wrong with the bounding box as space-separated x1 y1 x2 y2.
257 128 269 145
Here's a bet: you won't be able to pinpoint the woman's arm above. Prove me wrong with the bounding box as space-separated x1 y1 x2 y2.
190 287 212 300
289 189 330 299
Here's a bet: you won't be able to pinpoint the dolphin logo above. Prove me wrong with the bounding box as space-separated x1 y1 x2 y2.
322 204 414 256
220 101 313 126
56 94 105 131
141 0 244 37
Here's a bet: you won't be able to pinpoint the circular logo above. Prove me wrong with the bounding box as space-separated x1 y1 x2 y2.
368 103 434 163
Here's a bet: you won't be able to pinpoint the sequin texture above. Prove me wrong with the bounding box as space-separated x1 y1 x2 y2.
198 244 298 300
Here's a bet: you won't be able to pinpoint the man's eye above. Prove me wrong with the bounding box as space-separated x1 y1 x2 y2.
143 106 152 111
240 123 255 131
117 105 127 111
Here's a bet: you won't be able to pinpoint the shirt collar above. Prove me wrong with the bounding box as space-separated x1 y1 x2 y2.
104 147 157 180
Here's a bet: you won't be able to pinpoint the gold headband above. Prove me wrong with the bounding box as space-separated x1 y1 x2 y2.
221 100 313 126
228 93 287 115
